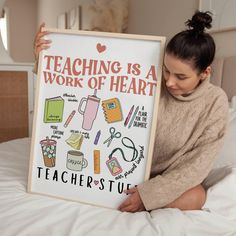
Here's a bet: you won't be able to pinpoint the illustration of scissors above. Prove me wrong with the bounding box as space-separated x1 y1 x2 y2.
103 127 121 147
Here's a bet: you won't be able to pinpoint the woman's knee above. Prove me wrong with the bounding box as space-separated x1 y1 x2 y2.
194 184 206 209
165 184 206 210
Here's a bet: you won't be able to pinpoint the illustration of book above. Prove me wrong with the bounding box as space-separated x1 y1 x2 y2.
43 96 64 123
102 98 123 123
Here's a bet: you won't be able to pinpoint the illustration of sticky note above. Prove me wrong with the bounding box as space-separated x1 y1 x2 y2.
66 133 83 150
44 96 64 123
102 98 123 123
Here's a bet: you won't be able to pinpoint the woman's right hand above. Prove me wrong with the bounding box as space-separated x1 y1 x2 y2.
33 23 52 61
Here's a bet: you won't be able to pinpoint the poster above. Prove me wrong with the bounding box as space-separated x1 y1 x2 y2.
28 29 166 209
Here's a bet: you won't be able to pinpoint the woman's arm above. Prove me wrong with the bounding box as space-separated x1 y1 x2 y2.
138 93 229 211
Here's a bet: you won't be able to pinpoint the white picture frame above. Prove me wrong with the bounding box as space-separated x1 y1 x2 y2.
57 13 67 29
27 29 166 209
67 6 81 30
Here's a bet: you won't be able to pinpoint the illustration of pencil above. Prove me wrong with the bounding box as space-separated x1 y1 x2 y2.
94 130 101 145
128 106 139 129
124 105 134 127
64 110 76 128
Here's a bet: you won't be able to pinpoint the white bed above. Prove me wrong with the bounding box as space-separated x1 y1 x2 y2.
1 62 236 235
0 99 236 236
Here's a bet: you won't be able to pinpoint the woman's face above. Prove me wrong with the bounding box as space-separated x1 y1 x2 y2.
163 53 210 96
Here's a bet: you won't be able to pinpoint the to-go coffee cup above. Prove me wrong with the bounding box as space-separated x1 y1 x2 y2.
40 137 57 167
78 95 100 131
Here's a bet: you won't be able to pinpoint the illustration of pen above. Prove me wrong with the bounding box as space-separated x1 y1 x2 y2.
124 105 134 127
64 110 76 128
94 130 101 145
128 106 139 129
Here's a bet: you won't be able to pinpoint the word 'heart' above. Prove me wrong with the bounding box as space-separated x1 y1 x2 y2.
96 43 106 53
94 180 99 185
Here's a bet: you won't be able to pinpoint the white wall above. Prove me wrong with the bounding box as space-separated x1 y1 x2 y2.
128 0 198 40
211 29 236 58
4 0 236 62
37 0 198 40
36 0 90 28
127 0 236 58
5 0 37 62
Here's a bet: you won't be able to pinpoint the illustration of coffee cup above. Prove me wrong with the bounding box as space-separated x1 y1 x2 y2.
66 150 88 171
78 92 100 131
40 137 57 167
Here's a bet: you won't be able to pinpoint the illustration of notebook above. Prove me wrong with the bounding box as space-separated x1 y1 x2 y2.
102 98 123 123
43 96 64 123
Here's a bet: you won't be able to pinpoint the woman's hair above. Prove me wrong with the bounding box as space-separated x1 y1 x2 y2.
166 11 215 73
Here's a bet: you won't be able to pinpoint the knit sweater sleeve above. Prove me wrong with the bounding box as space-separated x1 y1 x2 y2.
138 93 229 211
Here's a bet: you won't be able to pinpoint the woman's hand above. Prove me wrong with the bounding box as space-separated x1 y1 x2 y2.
118 187 145 213
33 23 51 61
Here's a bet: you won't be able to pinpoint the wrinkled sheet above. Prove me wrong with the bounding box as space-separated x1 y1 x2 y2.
0 138 235 236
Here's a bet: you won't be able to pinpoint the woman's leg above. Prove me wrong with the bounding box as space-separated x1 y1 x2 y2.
165 185 206 210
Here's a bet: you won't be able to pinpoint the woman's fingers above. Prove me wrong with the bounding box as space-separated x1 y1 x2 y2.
36 22 45 36
34 23 46 43
119 204 136 213
35 39 51 47
39 22 45 31
34 43 50 59
34 44 50 54
124 187 137 194
34 31 50 47
34 23 51 60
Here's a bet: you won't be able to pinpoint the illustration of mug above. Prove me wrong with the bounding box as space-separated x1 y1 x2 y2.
40 137 57 167
78 95 100 130
66 150 88 171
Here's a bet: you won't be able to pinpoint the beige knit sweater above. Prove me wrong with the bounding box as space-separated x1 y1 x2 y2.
138 78 229 211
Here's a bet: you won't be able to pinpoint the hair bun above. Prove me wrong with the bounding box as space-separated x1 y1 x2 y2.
185 11 212 34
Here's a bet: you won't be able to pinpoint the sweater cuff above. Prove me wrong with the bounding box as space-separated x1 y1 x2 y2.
137 178 163 211
138 181 155 210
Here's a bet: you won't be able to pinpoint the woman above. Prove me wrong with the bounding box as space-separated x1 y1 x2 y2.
34 11 229 213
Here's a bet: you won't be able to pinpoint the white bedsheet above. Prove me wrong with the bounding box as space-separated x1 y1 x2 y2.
0 138 235 236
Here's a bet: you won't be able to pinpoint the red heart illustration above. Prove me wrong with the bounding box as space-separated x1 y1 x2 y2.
96 43 106 53
94 180 99 185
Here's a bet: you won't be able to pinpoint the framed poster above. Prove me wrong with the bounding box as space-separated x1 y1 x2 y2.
57 13 67 29
28 29 166 209
67 6 81 30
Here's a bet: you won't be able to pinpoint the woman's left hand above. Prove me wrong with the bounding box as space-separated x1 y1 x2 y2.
118 187 145 213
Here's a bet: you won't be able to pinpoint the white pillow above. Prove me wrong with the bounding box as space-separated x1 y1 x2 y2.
204 97 236 189
213 95 236 169
229 95 236 122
